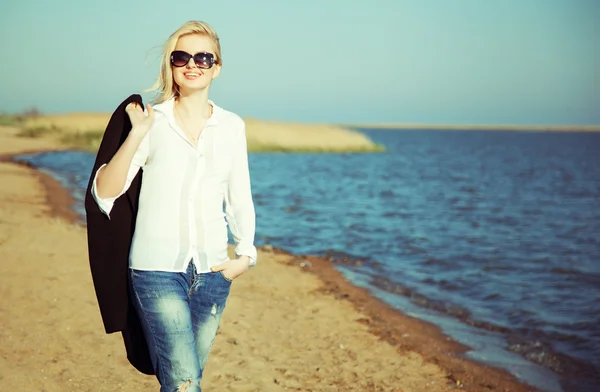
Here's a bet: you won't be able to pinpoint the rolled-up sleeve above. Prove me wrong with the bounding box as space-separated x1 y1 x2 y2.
91 133 149 218
224 122 257 266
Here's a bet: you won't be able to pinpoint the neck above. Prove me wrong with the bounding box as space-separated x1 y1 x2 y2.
175 89 212 118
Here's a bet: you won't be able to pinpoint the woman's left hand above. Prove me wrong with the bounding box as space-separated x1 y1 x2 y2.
210 256 251 281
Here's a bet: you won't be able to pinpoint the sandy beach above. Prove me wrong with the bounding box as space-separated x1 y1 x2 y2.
0 126 538 391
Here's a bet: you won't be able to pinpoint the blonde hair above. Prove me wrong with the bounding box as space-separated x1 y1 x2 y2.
147 20 222 104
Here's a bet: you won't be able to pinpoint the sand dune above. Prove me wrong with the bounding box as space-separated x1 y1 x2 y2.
21 113 383 153
243 118 383 152
24 113 111 133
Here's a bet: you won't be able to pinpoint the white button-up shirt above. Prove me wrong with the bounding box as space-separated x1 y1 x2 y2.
91 98 257 273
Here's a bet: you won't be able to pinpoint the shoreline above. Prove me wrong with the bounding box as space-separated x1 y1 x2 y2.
0 143 540 390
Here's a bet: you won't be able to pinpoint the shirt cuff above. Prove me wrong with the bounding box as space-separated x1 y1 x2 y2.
91 164 118 218
236 246 257 267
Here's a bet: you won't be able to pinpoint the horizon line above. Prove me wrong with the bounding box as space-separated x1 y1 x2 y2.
343 122 600 132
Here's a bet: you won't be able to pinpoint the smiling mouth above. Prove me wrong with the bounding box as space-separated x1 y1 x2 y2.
184 72 201 79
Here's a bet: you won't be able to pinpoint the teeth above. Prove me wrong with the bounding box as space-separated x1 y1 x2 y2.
185 73 199 76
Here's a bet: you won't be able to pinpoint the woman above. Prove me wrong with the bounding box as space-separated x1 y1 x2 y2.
91 20 256 391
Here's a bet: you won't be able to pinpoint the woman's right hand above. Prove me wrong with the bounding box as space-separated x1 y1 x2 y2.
126 102 155 135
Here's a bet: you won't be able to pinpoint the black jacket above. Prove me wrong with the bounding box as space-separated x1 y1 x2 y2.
84 94 153 375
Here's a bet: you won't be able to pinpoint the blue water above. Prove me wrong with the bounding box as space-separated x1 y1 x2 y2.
16 129 600 392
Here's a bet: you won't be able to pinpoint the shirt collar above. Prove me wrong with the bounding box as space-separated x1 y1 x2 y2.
153 97 221 126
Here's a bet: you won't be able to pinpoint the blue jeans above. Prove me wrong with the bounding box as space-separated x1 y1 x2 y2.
129 262 232 392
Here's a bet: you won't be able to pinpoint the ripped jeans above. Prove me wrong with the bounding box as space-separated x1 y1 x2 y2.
129 262 232 392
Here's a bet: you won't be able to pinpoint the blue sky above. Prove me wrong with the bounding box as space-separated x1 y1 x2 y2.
0 0 598 125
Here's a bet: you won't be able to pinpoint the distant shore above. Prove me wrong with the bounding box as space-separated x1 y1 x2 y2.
2 112 384 153
347 122 600 132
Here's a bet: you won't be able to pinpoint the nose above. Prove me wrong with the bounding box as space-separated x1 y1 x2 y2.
185 57 198 69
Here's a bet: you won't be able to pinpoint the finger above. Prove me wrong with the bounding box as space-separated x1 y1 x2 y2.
210 263 227 272
125 102 137 112
146 103 155 118
127 102 143 114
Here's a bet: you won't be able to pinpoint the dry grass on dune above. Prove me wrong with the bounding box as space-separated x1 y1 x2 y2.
15 113 384 153
243 118 384 152
19 114 110 152
24 113 111 133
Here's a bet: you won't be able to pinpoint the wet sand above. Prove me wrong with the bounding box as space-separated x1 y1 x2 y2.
0 126 538 391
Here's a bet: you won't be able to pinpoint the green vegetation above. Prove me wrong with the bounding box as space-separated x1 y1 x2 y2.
18 125 61 138
60 131 104 151
0 107 41 127
16 126 103 152
0 115 25 126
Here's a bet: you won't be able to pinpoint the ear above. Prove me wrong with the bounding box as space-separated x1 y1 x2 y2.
211 64 222 80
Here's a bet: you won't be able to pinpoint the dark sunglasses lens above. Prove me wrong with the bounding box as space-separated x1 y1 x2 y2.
171 51 191 67
193 53 215 69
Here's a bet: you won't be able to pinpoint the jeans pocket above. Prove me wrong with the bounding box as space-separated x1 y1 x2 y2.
217 270 233 283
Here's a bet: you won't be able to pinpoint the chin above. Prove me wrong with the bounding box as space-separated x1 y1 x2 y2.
176 79 211 92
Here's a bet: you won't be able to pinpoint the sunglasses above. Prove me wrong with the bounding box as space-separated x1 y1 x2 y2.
170 50 217 69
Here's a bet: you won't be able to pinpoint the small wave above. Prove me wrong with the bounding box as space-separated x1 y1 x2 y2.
455 205 477 212
483 292 501 300
403 245 428 256
459 185 477 193
321 249 382 269
507 337 600 381
422 257 451 267
481 263 515 272
549 267 581 275
380 210 411 218
421 277 462 292
370 275 412 296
